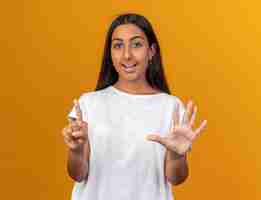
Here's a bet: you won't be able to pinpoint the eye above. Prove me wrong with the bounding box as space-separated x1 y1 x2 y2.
131 41 143 48
112 43 123 49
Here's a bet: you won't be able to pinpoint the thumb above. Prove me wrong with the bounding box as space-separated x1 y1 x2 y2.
146 134 166 145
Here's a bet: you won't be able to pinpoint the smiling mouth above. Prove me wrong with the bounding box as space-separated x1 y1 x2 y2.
122 63 137 68
121 63 137 73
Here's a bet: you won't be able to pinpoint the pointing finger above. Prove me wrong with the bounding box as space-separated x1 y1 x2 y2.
74 99 83 122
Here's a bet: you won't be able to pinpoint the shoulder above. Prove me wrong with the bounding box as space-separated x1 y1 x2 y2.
162 93 184 105
162 93 186 114
78 86 111 103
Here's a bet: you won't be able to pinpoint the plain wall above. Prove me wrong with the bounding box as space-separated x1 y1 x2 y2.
1 0 260 199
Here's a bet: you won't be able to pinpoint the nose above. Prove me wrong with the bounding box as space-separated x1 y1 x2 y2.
123 46 132 60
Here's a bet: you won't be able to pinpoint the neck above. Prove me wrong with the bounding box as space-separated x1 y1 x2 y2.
113 80 159 95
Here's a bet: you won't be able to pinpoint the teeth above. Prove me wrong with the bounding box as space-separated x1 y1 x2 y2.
123 64 136 68
122 64 136 73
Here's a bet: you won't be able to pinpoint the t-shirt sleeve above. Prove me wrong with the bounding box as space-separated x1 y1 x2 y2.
67 94 89 122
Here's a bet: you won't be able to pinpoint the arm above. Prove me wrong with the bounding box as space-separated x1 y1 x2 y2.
164 150 189 185
67 143 90 182
147 100 207 186
63 100 91 182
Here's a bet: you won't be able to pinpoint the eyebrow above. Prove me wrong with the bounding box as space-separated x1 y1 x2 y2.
112 36 145 42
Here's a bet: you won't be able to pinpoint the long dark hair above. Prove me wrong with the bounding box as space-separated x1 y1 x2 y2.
95 13 170 94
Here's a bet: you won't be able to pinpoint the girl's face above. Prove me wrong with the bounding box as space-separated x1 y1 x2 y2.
111 24 155 84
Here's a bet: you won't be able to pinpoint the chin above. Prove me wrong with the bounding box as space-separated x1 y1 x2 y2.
121 73 141 82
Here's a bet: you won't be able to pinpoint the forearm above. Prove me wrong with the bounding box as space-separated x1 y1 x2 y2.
67 144 90 182
165 150 189 185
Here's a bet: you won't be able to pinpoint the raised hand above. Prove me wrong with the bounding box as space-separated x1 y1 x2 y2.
146 101 207 155
62 99 89 152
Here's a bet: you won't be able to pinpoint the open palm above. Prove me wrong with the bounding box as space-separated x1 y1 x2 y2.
147 101 207 155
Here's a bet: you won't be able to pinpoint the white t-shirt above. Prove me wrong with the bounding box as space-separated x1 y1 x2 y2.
68 85 186 200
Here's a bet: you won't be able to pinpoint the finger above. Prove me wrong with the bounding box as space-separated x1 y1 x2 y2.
68 120 81 132
68 117 76 124
189 105 197 127
69 116 88 129
183 101 193 125
77 138 85 144
72 130 87 140
62 127 68 137
194 120 207 138
64 137 77 149
62 127 83 149
146 134 166 146
63 132 73 143
170 104 177 133
63 127 74 143
173 103 180 128
79 120 88 128
170 108 175 133
63 126 74 139
74 99 83 122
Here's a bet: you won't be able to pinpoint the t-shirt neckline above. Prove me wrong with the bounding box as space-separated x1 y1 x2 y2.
109 86 165 98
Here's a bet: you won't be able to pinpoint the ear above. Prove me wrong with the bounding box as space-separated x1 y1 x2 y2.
149 43 156 60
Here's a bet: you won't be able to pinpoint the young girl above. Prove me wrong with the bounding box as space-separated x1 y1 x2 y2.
62 13 207 200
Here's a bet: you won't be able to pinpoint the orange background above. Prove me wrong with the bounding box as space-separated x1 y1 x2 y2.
1 0 260 199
